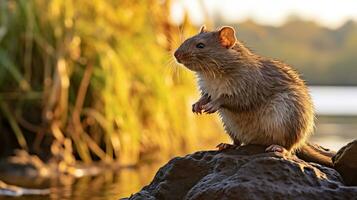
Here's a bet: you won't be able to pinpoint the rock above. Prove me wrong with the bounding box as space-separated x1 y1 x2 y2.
333 140 357 186
125 145 357 200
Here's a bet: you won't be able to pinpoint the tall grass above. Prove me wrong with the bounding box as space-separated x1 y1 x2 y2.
0 0 224 165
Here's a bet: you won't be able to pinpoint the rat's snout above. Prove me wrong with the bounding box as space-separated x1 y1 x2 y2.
174 49 184 63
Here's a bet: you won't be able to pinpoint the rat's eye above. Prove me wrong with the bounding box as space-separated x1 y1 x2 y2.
196 43 205 49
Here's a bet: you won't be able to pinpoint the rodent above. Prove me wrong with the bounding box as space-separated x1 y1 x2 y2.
174 25 334 167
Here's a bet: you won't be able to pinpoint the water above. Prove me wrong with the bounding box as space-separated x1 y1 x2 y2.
0 164 162 200
0 86 356 200
310 86 357 150
310 86 357 116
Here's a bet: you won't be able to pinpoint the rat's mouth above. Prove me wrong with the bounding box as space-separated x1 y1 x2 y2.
174 56 191 67
174 50 191 65
173 51 201 72
175 57 184 64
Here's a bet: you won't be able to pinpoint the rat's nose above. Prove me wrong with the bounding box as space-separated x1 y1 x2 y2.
174 50 183 63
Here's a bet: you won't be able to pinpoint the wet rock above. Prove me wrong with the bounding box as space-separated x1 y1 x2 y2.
333 140 357 186
126 145 357 200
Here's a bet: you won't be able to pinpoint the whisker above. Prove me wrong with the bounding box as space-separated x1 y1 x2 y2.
199 57 216 79
164 57 176 67
197 58 212 78
193 57 205 77
207 57 224 77
163 58 175 76
179 25 184 43
207 58 217 79
168 60 182 80
197 61 207 78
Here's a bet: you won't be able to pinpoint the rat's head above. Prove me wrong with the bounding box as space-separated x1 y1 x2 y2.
174 25 238 73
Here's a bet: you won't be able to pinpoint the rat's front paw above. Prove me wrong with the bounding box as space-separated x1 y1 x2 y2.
192 101 204 114
202 101 220 114
192 94 211 114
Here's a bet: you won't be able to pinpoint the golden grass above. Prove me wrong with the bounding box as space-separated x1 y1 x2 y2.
0 0 226 165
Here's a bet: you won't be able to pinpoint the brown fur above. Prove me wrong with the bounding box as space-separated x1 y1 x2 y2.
174 26 332 166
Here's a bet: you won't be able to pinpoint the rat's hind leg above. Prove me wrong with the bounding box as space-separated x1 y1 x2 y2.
216 139 241 151
266 144 288 154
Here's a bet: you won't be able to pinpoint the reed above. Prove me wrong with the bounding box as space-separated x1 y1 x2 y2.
0 0 224 165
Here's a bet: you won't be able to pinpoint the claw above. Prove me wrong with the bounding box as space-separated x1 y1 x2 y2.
202 102 219 114
192 102 203 114
216 143 238 151
192 94 211 114
265 144 288 154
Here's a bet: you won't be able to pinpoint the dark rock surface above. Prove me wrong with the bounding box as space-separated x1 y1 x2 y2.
333 140 357 186
126 145 357 200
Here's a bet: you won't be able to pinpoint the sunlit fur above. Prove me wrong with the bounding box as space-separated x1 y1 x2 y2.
175 27 315 152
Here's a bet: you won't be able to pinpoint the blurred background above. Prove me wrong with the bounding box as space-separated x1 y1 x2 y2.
0 0 356 199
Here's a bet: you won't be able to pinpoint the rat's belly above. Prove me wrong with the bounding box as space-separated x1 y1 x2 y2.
218 108 287 146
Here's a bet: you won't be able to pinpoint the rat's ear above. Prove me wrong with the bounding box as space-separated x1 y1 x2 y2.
218 26 237 48
199 25 207 33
